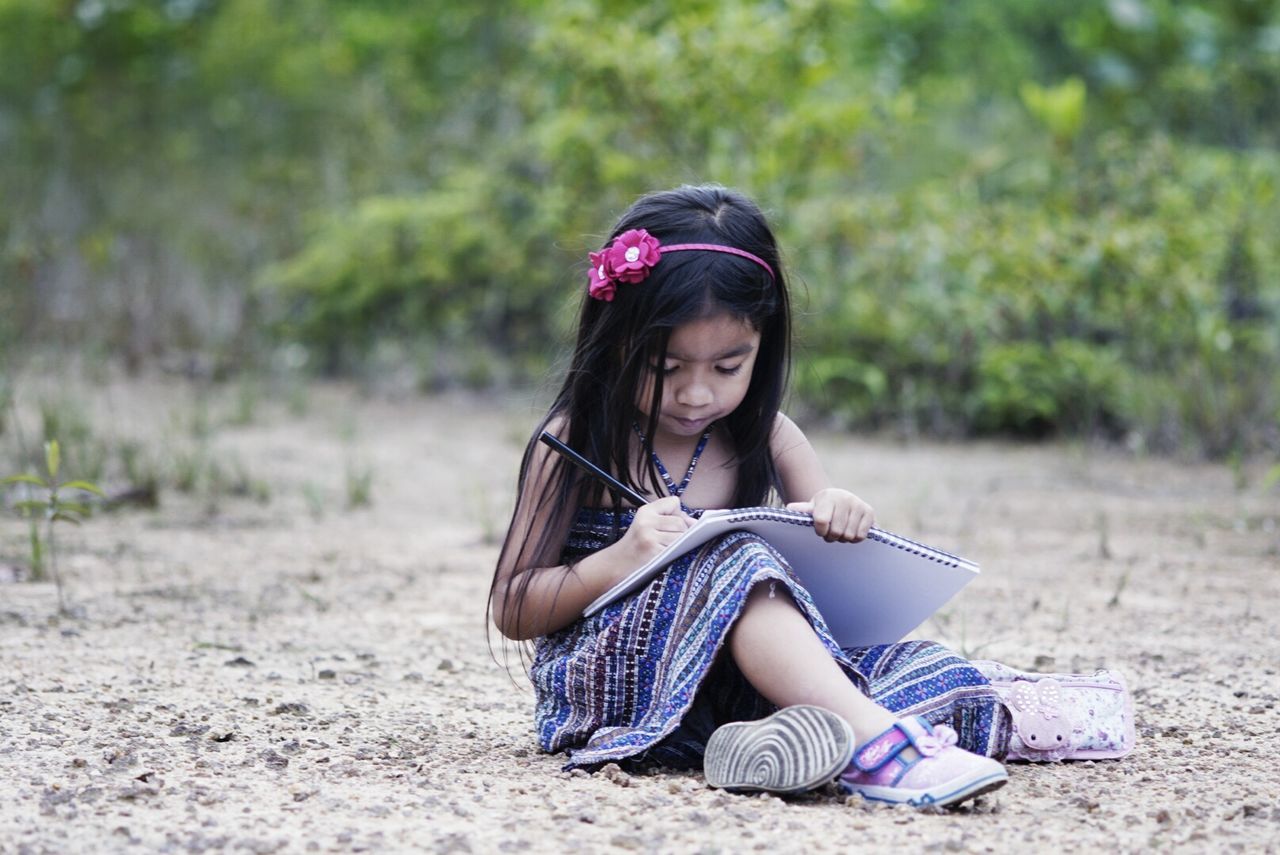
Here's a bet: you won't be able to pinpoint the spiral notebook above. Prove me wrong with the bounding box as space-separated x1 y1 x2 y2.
584 507 979 647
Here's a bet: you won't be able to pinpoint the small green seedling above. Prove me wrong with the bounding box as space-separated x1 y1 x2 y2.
2 439 105 614
345 459 373 509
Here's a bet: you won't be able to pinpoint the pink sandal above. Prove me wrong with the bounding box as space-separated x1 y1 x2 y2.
839 716 1007 808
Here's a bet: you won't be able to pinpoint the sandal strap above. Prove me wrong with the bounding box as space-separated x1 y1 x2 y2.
852 721 913 773
852 716 958 774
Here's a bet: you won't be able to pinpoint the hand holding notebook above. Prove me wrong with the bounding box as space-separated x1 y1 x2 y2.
584 506 979 647
539 431 980 647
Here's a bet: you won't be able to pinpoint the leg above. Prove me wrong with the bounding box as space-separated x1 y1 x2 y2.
700 582 885 793
847 641 1011 758
727 582 897 742
708 557 1006 807
729 595 1009 807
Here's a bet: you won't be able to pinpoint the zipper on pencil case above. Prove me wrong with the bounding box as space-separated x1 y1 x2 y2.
1057 680 1125 692
996 678 1124 692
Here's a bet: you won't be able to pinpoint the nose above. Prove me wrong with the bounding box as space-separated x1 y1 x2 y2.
675 377 713 408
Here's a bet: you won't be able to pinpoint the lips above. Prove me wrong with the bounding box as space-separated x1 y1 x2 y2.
672 415 713 431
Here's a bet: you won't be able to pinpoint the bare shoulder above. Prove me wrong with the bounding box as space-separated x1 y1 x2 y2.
544 412 570 438
535 412 572 454
770 412 829 504
527 412 602 505
770 412 812 455
522 412 570 483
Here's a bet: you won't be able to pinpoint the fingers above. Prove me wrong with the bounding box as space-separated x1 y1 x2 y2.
833 501 874 542
856 507 875 541
814 493 845 542
623 496 695 560
841 504 874 542
648 495 687 515
827 500 854 543
632 496 693 553
638 495 693 526
649 514 692 534
802 490 875 543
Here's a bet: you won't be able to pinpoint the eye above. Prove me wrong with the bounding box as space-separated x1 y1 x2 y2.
649 362 679 376
716 364 744 376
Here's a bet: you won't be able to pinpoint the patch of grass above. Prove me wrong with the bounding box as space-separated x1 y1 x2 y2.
335 411 358 444
118 440 146 485
295 582 330 613
167 443 271 512
113 439 161 508
1107 569 1130 609
302 481 325 519
171 446 207 494
250 479 271 505
268 348 314 418
187 389 213 440
286 380 310 417
1263 462 1280 492
229 375 261 427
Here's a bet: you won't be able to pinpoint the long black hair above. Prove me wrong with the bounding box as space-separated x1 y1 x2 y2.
490 185 792 638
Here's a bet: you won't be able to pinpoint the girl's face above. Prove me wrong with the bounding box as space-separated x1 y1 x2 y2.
636 312 762 440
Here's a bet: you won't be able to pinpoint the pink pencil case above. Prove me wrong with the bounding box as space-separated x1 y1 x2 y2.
972 660 1137 761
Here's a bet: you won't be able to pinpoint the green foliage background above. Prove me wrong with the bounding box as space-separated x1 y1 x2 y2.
2 0 1278 455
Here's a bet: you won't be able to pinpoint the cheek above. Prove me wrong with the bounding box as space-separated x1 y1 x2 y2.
720 372 753 408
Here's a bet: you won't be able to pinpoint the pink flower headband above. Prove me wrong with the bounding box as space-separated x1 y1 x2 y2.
587 228 775 301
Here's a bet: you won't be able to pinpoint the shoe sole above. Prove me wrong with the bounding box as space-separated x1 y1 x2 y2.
704 705 855 795
844 768 1009 808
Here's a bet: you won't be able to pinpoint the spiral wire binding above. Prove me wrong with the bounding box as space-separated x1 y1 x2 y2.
719 507 970 568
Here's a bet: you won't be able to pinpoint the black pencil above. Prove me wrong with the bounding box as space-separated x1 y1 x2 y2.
539 431 649 507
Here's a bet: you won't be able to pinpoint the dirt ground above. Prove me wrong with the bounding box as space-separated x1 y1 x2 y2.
1 375 1278 854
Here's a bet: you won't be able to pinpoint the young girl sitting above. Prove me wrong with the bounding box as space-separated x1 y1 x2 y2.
490 185 1011 808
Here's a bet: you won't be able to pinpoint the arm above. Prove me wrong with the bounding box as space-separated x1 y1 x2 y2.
491 427 692 641
771 413 876 543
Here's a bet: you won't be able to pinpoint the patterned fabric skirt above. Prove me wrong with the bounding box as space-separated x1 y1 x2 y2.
531 531 1010 770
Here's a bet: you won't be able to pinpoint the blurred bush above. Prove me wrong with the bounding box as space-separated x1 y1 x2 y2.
792 137 1280 453
2 0 1278 455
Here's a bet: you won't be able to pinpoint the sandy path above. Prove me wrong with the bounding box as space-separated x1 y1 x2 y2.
1 377 1277 853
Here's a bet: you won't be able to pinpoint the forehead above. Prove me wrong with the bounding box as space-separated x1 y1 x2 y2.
666 313 760 361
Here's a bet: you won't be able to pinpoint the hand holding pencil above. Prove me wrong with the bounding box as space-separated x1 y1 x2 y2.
539 431 693 566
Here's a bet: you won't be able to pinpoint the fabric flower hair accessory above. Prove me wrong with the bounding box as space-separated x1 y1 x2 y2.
588 229 661 301
586 228 775 301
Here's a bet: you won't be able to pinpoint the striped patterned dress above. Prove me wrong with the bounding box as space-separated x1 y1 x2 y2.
530 438 1010 770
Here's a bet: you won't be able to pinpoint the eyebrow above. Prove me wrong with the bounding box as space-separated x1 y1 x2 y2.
666 342 756 362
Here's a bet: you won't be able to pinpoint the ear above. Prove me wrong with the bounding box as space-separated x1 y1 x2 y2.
1034 678 1063 711
1008 680 1038 714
